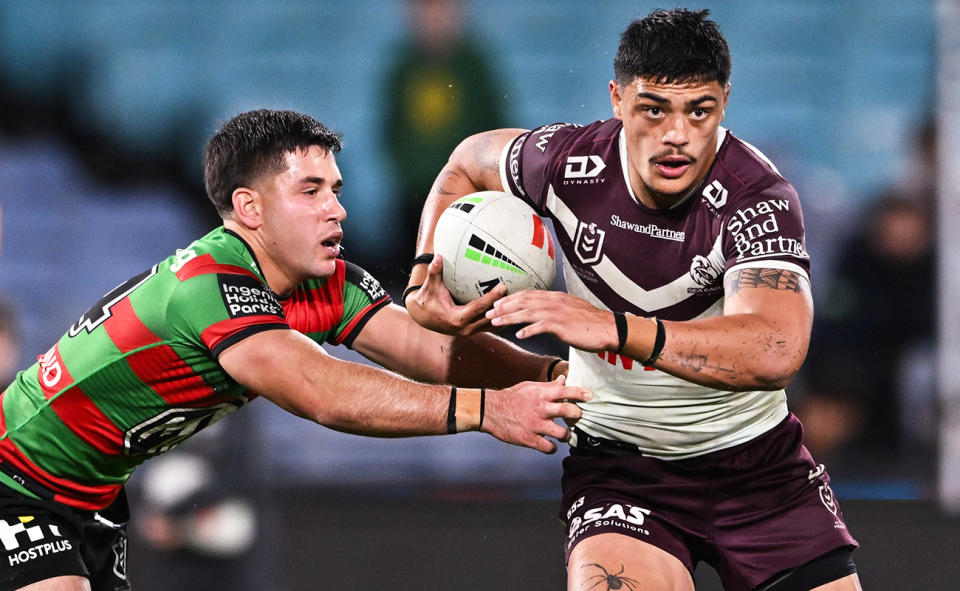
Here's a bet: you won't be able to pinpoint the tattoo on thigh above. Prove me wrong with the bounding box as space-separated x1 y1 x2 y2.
581 563 641 591
726 268 804 294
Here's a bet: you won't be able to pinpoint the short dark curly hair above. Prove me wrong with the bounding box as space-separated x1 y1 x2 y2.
203 109 343 217
614 8 731 87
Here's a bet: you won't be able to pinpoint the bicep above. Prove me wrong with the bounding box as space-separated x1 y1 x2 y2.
723 266 814 344
349 303 452 382
218 328 333 419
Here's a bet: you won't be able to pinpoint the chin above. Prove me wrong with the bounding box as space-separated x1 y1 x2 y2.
313 260 338 279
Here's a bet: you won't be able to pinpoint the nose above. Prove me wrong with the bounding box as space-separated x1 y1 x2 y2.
327 193 347 222
661 115 689 147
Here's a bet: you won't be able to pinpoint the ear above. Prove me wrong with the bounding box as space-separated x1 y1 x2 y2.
721 83 731 122
609 80 623 120
231 188 262 229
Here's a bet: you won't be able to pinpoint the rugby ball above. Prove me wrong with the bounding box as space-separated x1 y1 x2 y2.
434 191 556 303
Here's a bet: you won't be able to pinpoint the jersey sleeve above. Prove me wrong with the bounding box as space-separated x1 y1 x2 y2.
329 261 391 348
721 182 811 279
499 123 584 213
166 267 290 358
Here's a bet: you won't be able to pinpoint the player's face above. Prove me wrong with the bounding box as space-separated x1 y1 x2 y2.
611 77 729 207
255 146 346 287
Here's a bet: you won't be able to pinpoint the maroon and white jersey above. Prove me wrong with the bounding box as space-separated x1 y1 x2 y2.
498 119 810 458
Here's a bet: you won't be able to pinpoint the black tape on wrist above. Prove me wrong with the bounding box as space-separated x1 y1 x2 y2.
479 388 486 431
411 253 435 269
402 284 423 305
641 318 666 366
614 312 628 354
446 386 458 434
546 358 563 381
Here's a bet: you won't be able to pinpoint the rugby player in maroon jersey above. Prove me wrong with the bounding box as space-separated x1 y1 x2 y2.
405 8 862 591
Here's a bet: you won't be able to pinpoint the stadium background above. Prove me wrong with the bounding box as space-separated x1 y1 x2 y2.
0 0 955 589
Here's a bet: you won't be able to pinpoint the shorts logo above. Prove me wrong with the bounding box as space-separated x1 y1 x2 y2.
1 516 73 566
112 536 128 580
808 464 839 517
566 501 652 540
574 222 605 265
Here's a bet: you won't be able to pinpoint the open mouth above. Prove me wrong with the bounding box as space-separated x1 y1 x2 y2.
321 233 342 254
654 157 692 179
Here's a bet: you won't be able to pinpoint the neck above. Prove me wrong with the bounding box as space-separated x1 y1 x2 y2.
223 220 298 296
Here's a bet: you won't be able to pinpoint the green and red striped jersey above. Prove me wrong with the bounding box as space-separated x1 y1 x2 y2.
0 227 390 510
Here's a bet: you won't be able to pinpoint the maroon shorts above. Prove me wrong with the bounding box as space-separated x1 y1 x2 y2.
560 414 858 591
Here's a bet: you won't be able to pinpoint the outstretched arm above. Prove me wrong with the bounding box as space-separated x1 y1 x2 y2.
404 128 527 335
350 303 565 387
487 266 813 391
218 328 585 453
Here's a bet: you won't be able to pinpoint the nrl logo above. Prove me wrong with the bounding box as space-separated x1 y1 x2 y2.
574 221 605 264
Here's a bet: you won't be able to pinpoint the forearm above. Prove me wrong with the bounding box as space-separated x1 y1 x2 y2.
620 313 807 391
444 332 563 387
298 356 484 437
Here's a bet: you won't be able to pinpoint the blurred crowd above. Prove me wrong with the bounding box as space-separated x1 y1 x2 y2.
0 5 942 583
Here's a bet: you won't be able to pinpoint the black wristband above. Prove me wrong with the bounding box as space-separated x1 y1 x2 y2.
641 318 666 366
546 358 563 381
614 312 628 354
478 388 486 431
411 253 435 270
402 284 423 305
446 386 458 434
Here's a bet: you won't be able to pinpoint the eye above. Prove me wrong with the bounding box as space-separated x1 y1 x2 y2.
642 106 663 118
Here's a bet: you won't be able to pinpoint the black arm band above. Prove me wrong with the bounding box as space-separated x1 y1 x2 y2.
411 253 435 269
478 388 486 430
446 387 458 434
401 284 423 305
614 312 628 354
546 358 563 381
640 318 666 366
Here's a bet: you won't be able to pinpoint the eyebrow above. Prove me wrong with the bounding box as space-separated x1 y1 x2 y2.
635 92 720 107
302 176 343 189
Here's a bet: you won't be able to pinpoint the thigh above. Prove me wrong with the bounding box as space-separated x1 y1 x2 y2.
567 533 694 591
17 575 92 590
812 574 862 591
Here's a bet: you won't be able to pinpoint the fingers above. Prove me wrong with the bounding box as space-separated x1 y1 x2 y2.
426 253 444 276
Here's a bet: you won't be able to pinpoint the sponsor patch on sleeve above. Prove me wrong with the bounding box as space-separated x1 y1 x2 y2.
217 274 285 319
344 262 388 303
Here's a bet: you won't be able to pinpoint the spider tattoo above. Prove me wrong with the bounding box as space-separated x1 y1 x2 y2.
582 563 642 591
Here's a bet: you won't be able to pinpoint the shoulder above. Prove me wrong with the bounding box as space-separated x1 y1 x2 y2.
521 119 620 156
295 259 390 306
714 130 796 199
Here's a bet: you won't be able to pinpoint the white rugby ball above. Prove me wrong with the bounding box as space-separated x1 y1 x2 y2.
434 191 556 303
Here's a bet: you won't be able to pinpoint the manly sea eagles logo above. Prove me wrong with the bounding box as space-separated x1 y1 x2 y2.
690 254 722 287
574 221 605 264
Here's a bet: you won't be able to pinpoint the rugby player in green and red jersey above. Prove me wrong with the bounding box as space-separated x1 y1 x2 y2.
0 109 589 591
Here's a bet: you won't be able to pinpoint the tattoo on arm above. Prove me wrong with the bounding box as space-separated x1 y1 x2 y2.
726 268 805 295
474 133 502 178
673 352 734 375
